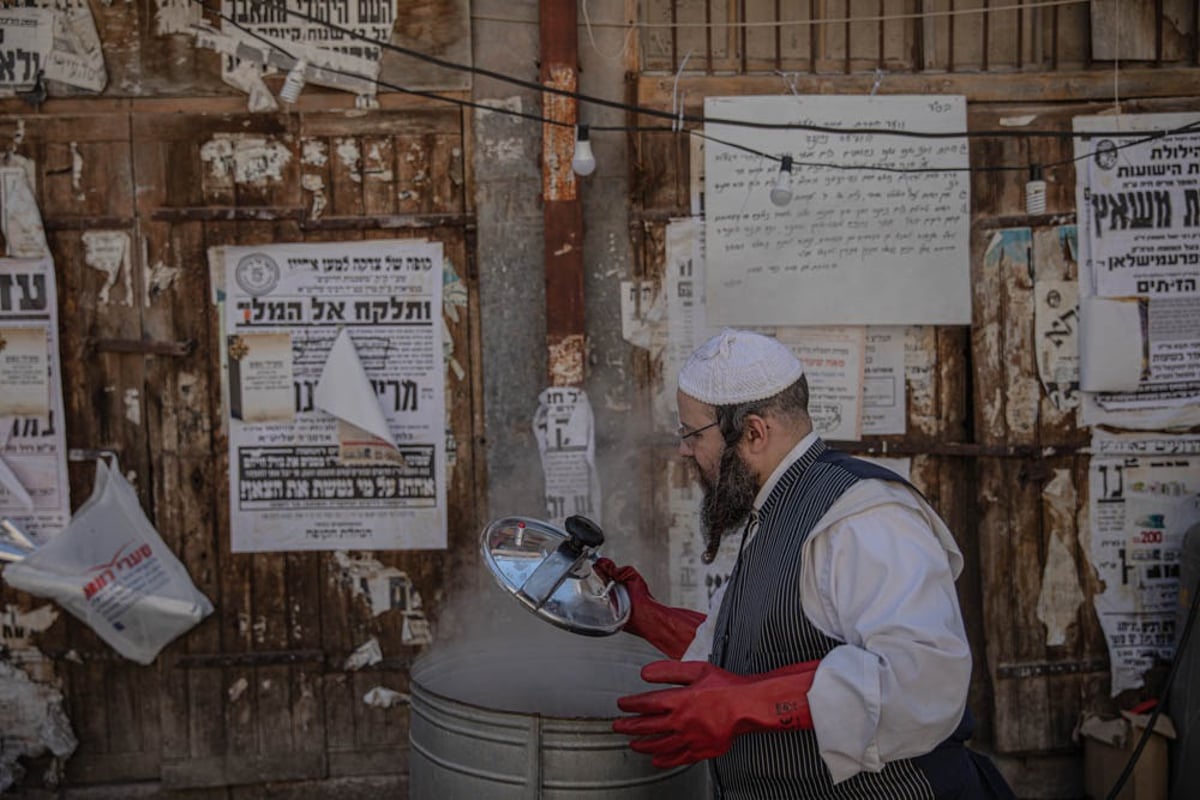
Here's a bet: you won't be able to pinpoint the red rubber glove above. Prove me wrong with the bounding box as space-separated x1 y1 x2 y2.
613 659 819 768
594 558 705 659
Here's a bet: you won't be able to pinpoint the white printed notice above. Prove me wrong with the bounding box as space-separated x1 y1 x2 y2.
776 326 865 441
223 240 446 552
533 387 601 528
0 258 71 542
704 95 971 326
1088 431 1200 695
1075 112 1200 299
0 9 53 93
863 327 907 435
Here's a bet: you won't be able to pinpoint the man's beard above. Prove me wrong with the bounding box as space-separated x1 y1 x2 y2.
699 445 758 564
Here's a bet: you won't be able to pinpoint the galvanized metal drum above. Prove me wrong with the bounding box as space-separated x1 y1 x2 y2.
409 637 709 799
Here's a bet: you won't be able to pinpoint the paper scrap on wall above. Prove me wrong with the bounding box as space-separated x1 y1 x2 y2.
862 327 907 434
1087 431 1200 695
222 240 447 552
1034 279 1081 411
533 387 601 528
0 166 49 258
0 10 53 93
0 258 71 542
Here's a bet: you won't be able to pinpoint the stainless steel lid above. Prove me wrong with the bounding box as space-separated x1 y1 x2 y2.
480 515 630 636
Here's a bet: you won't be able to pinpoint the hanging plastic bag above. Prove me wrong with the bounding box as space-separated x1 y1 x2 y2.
2 457 213 664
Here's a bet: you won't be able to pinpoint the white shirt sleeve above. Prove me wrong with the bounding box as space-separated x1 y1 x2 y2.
802 500 971 784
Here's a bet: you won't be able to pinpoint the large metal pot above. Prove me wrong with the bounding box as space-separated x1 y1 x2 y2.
408 636 709 799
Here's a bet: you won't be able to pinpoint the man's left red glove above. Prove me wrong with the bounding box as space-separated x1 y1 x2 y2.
613 659 819 768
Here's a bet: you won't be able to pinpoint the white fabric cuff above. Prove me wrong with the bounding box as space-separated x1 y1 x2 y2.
809 644 885 784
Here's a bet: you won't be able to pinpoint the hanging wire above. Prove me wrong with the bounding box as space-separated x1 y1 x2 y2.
196 0 1192 142
193 0 1200 178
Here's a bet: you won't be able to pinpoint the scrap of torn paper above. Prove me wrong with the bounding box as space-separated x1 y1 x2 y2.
0 166 49 258
331 551 432 645
315 328 402 466
1034 279 1081 411
533 387 602 528
227 332 296 424
776 326 866 441
1088 430 1200 695
81 230 133 305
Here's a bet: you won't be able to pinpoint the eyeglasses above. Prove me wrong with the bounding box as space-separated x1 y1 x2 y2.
677 420 719 443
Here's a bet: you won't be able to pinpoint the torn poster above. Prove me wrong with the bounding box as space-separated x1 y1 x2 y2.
222 240 446 552
1074 112 1200 299
704 94 971 326
332 551 432 643
660 217 718 431
665 457 740 613
862 327 907 435
1034 279 1081 411
533 387 601 528
776 326 866 441
0 166 49 258
1087 430 1200 695
0 258 70 542
0 10 53 93
42 0 107 92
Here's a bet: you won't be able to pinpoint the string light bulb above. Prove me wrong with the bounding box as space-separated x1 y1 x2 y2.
770 155 794 207
572 125 596 177
279 58 308 104
1025 164 1046 215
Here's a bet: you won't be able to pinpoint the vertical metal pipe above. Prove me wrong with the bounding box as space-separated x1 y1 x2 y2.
540 0 585 388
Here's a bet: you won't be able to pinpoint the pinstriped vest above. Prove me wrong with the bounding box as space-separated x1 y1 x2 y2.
708 439 936 800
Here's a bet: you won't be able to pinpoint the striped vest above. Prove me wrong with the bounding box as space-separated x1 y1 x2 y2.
708 439 937 800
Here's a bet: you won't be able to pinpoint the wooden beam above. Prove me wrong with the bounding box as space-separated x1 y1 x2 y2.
541 0 586 387
636 66 1200 108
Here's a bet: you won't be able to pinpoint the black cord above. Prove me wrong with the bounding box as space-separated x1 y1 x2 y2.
192 3 1200 179
1104 574 1200 800
201 0 1197 142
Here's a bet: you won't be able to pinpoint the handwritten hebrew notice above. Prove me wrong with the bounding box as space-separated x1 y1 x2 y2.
1075 113 1200 299
703 95 971 327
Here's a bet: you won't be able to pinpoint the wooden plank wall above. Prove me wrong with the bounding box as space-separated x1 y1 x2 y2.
0 100 480 792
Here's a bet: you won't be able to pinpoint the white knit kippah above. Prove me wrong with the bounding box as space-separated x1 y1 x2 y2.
678 329 804 405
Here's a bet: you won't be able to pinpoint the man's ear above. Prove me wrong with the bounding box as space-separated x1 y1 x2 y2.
741 413 771 453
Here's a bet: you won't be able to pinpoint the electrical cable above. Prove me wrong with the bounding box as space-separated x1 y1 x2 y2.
194 2 1200 178
1104 572 1200 800
205 0 1189 141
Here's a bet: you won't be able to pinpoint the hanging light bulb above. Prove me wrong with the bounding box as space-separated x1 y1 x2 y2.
1025 164 1047 215
279 58 308 104
770 156 794 207
572 125 596 177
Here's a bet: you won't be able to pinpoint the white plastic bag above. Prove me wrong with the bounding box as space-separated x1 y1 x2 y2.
2 458 213 664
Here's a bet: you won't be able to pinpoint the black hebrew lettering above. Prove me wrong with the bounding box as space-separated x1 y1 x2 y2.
0 273 48 311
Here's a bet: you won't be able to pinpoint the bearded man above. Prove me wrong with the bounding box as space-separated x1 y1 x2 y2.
596 329 1014 800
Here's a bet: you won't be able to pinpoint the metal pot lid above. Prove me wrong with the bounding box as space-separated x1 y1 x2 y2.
480 515 630 636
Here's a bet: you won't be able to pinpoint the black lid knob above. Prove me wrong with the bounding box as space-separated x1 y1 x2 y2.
565 515 604 549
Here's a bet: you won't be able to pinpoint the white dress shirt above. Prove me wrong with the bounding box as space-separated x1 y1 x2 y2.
682 435 971 784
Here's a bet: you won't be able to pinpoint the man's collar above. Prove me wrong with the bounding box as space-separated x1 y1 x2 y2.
753 430 820 512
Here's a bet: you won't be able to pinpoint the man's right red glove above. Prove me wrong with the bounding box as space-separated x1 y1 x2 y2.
593 558 706 659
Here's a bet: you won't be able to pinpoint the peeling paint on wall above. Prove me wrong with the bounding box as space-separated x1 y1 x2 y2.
200 135 292 185
301 139 328 167
541 65 578 202
1037 469 1085 646
81 230 133 305
69 142 82 194
153 0 201 35
904 326 938 435
144 260 181 307
123 388 141 426
301 174 327 220
475 97 529 164
344 637 382 670
335 138 362 183
548 334 586 388
0 661 76 792
363 141 393 182
362 686 408 708
330 552 432 644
